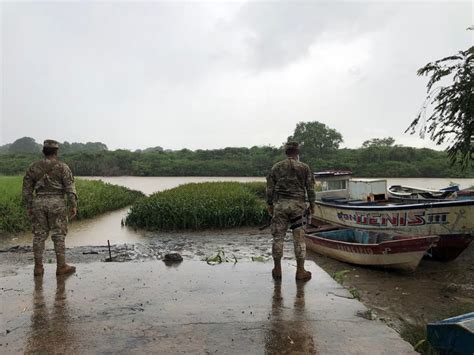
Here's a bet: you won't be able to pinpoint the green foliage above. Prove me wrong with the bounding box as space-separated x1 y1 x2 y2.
0 137 108 155
349 287 361 300
0 154 41 174
331 270 350 284
8 137 41 154
0 140 474 178
0 143 11 154
362 137 395 148
407 45 473 169
242 181 267 199
1 131 473 178
74 179 144 219
0 176 144 234
125 182 269 231
204 250 238 265
288 121 343 160
0 143 473 177
0 176 31 234
60 141 108 154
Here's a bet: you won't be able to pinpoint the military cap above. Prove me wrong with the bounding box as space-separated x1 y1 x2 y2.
285 141 300 151
43 139 60 149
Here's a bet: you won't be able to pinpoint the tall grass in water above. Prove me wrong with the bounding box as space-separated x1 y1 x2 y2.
74 179 144 219
126 182 269 231
0 176 144 234
0 176 30 233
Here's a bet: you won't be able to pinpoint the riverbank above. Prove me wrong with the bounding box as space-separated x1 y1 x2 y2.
307 241 474 353
1 228 472 353
0 177 144 235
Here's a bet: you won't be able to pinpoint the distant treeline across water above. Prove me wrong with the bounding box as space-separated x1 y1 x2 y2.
1 145 472 178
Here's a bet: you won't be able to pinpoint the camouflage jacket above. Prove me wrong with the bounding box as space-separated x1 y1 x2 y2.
266 158 316 205
22 158 77 209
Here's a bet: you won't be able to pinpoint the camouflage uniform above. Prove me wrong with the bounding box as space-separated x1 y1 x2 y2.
266 155 316 261
22 142 77 268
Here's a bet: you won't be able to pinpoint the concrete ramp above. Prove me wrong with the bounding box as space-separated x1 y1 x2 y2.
0 260 415 354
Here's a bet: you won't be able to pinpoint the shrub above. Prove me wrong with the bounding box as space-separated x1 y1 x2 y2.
126 182 269 231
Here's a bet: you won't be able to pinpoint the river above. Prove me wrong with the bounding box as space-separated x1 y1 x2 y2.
2 176 472 248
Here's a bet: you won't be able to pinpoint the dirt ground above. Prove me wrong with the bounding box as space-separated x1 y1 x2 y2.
307 242 474 344
1 228 472 351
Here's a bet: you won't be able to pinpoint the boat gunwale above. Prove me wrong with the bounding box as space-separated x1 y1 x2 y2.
305 230 439 250
315 198 474 211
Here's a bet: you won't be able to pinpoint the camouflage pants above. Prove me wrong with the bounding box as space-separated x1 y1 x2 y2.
31 196 68 264
271 199 306 260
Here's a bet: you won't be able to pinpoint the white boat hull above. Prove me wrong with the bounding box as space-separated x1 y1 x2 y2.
306 241 425 272
313 200 474 236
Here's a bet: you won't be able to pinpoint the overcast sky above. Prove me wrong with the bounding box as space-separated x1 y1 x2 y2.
1 0 472 151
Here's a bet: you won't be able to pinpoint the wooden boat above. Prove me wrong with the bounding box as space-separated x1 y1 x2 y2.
427 312 474 354
314 198 474 236
457 188 474 200
388 184 459 201
305 228 439 272
313 200 473 261
312 171 474 261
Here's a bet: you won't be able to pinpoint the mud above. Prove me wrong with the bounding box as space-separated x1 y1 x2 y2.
0 260 414 354
0 229 276 266
308 243 474 337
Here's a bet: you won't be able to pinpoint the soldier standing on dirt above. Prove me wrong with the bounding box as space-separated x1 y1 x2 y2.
22 140 77 277
266 141 316 281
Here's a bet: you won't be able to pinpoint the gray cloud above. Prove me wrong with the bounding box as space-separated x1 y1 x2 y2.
1 1 472 150
234 1 399 70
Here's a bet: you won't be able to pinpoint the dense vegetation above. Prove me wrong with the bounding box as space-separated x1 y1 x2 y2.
125 182 269 231
2 120 473 178
1 144 472 178
0 137 108 155
0 176 144 234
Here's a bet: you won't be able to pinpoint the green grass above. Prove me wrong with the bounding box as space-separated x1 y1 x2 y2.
74 179 144 219
125 181 269 231
0 176 30 233
331 270 350 284
0 176 144 234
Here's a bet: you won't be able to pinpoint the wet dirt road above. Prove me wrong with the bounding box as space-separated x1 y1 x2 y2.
0 260 415 354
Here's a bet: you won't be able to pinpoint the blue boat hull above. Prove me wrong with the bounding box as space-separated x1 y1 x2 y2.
427 312 474 354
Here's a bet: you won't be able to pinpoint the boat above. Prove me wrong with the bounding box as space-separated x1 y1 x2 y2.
387 184 459 201
427 312 474 354
305 228 439 272
311 171 474 261
457 188 474 200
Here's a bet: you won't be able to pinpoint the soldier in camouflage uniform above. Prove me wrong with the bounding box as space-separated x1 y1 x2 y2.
22 140 77 277
266 142 316 281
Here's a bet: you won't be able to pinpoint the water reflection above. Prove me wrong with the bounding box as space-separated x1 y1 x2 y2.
265 281 316 354
26 275 74 354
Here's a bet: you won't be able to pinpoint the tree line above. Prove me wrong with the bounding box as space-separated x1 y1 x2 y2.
0 137 108 155
0 131 472 177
